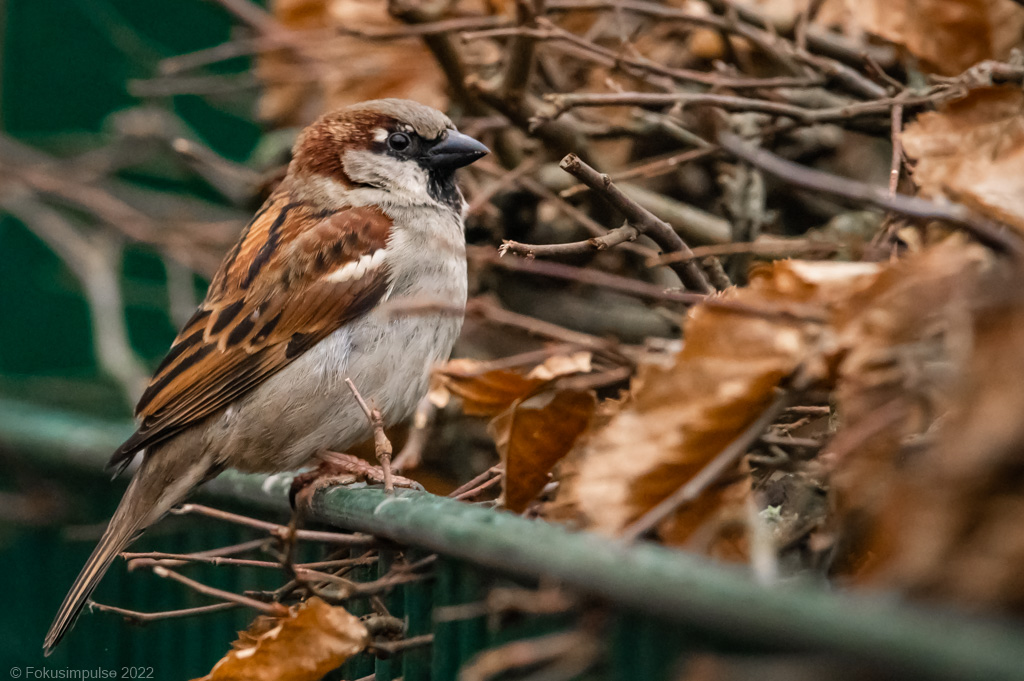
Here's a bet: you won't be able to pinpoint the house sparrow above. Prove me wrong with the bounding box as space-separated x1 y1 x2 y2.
44 99 488 654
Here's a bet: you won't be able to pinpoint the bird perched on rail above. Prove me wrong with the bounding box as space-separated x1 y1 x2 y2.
44 98 488 654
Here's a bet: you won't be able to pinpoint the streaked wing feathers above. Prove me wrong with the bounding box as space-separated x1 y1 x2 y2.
108 195 392 470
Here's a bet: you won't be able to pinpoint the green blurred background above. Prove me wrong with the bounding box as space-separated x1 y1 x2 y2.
1 0 260 411
0 0 279 675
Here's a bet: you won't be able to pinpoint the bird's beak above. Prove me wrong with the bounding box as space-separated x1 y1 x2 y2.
426 130 489 170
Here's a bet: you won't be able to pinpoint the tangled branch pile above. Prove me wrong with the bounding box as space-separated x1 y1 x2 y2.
8 0 1024 661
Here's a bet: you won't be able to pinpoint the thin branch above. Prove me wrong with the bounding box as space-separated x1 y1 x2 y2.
172 503 377 545
454 472 505 501
558 154 714 293
468 157 541 215
473 246 705 305
152 565 289 616
389 0 478 112
515 175 656 258
160 16 510 75
543 91 942 126
393 393 436 471
560 147 716 197
647 238 839 266
449 465 504 499
702 0 897 72
718 133 1024 258
474 247 824 323
371 634 434 657
122 549 374 571
622 390 790 542
345 378 395 493
88 600 240 623
888 102 905 196
499 222 639 258
465 19 822 90
469 297 626 357
502 0 544 104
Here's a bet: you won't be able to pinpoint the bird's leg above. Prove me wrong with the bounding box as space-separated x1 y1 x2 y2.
289 450 421 510
288 454 360 511
345 378 398 493
320 450 421 490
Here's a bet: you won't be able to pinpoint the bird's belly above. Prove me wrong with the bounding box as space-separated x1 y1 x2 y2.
205 308 463 474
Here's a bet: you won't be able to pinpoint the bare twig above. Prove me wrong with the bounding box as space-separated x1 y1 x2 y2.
389 0 478 112
346 378 395 493
718 133 1024 257
88 600 241 623
371 634 435 657
468 157 541 215
622 390 790 542
558 154 714 293
459 630 599 681
172 503 376 546
502 0 544 105
543 91 942 127
454 472 505 501
160 16 510 75
474 247 824 324
499 222 639 258
888 102 905 196
473 246 705 305
393 393 436 471
561 147 716 197
152 565 289 616
466 18 822 90
515 175 655 258
647 238 839 266
469 297 626 356
449 465 504 499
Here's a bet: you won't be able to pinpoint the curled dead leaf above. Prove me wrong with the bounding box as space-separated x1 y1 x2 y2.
492 389 596 513
826 240 1024 613
557 260 881 550
846 0 1024 75
194 597 369 681
436 359 546 417
526 351 593 381
259 0 453 125
436 353 594 417
438 354 597 511
902 87 1024 231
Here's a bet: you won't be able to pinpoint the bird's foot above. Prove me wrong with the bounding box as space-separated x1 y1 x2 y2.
289 451 421 509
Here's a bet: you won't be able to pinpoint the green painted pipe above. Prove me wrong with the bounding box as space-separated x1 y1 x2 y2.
3 397 1024 681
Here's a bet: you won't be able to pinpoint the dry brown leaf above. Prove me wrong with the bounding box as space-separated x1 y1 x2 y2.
526 351 593 381
902 87 1024 231
436 359 546 417
826 240 1024 613
259 0 451 126
738 0 846 25
558 260 881 548
436 353 593 416
845 0 1024 75
194 598 369 681
438 355 596 511
492 389 596 513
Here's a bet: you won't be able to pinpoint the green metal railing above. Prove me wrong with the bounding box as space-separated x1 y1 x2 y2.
3 397 1024 681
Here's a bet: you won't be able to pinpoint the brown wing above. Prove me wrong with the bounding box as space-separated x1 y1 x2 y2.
108 193 393 470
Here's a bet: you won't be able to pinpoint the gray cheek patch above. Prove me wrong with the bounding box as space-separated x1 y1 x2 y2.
342 149 432 202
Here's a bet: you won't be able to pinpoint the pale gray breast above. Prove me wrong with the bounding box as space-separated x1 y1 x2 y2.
209 203 468 473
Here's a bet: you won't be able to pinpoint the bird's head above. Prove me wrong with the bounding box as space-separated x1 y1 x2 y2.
289 98 489 210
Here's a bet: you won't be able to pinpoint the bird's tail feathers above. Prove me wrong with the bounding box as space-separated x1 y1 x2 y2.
43 456 205 655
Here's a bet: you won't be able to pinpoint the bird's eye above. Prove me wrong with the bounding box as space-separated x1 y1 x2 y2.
388 132 412 152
